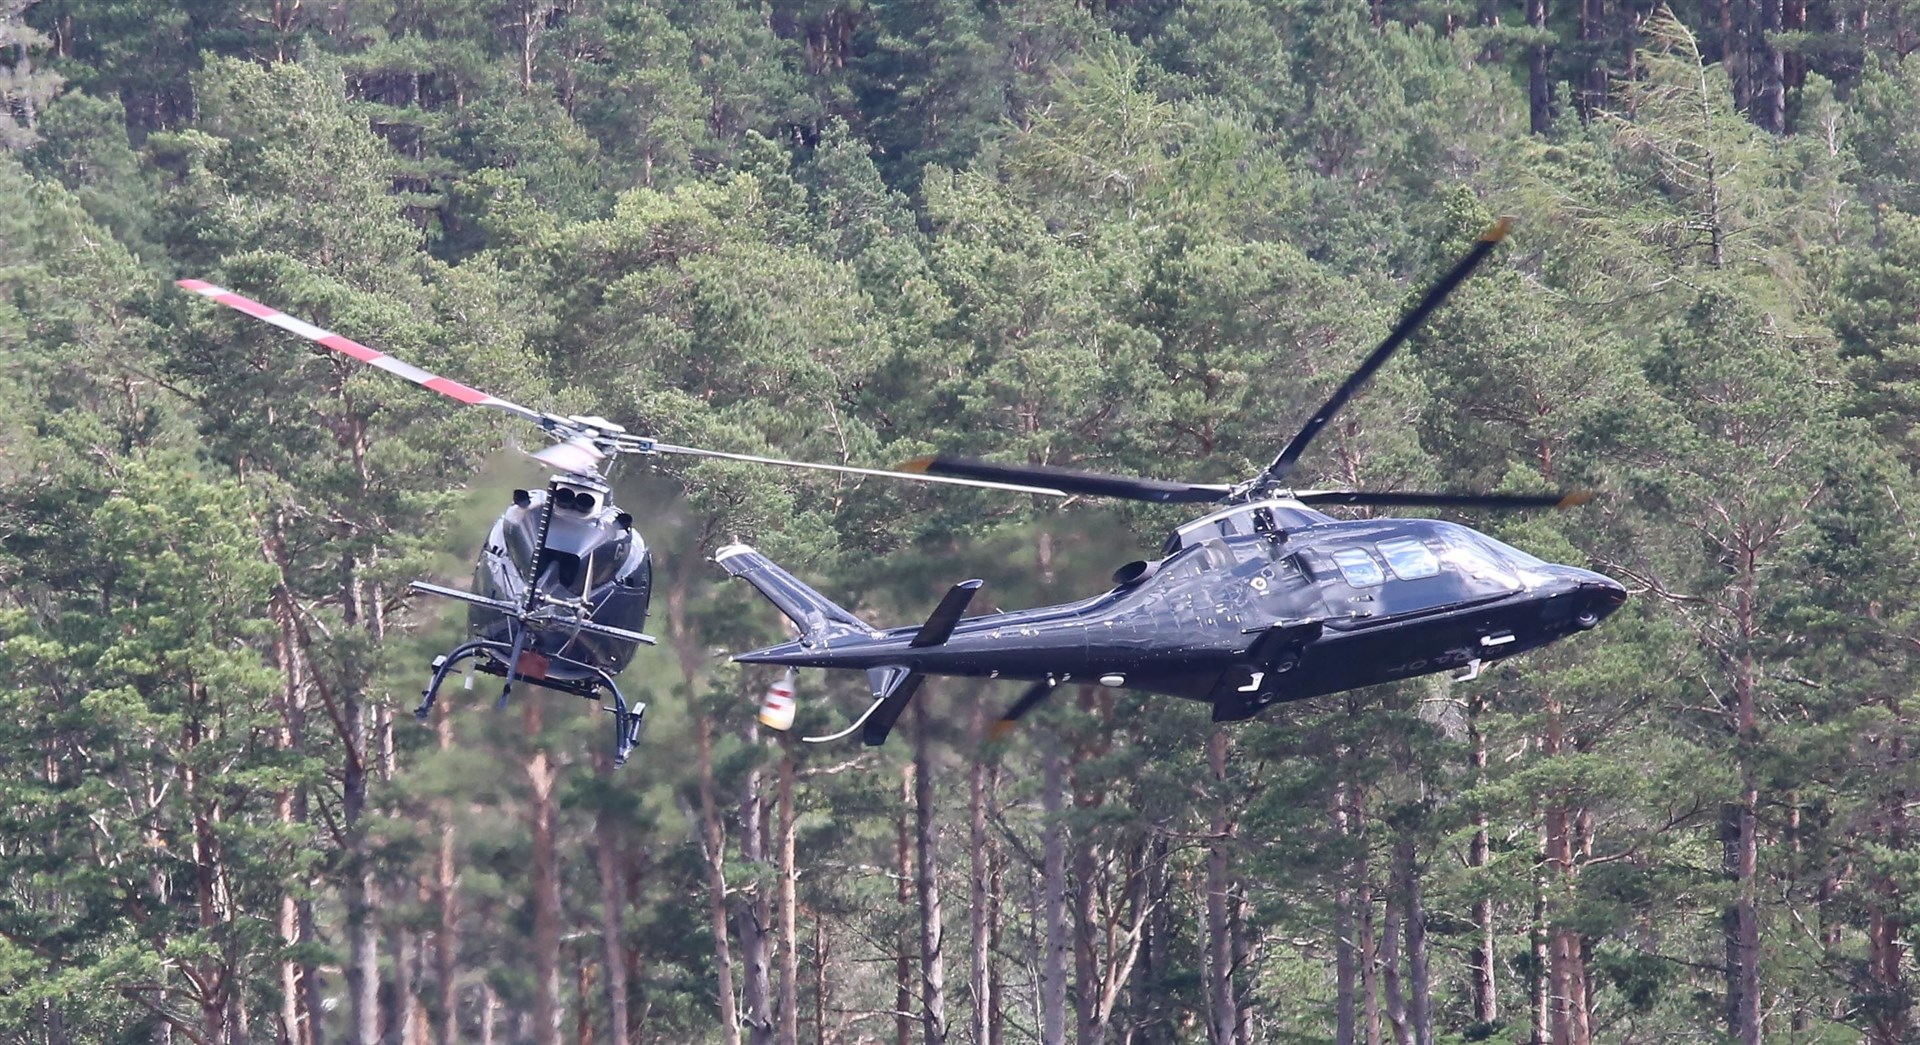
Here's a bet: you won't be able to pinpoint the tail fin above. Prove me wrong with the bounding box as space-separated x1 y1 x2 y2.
714 544 871 645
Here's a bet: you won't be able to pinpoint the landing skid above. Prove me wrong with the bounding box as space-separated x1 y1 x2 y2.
417 638 646 766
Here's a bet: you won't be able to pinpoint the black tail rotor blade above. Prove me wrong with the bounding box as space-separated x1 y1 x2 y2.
988 679 1059 741
904 456 1233 505
1292 488 1594 510
1260 218 1513 487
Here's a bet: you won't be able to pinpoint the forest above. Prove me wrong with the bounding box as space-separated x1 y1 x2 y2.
4 0 1920 1042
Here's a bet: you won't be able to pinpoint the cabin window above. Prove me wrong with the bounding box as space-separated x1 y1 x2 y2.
1331 548 1384 587
586 536 629 588
1377 538 1441 580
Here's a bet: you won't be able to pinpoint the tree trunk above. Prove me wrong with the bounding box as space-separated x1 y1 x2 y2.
1757 0 1785 132
328 554 380 1045
896 764 914 1045
970 701 995 1045
344 702 378 1045
737 737 774 1045
594 749 631 1045
1544 700 1589 1045
378 698 419 1045
1783 0 1805 87
1529 0 1554 133
262 513 323 1045
813 917 829 1045
1380 859 1411 1045
1073 686 1118 1045
777 742 800 1045
1043 741 1070 1045
988 760 1007 1045
1231 892 1254 1045
1334 777 1357 1045
1721 795 1760 1045
1074 819 1099 1045
1531 857 1549 1045
1867 704 1909 1044
1357 787 1381 1045
1579 0 1609 118
1135 832 1174 1043
385 922 418 1044
913 702 948 1043
1723 558 1761 1045
1469 695 1497 1029
1204 728 1238 1045
1397 838 1431 1045
696 712 742 1045
435 707 460 1045
527 701 564 1045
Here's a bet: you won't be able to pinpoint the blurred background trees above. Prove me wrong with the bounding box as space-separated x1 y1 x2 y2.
4 0 1919 1041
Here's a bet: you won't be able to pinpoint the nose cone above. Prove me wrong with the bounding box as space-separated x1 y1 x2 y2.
1561 566 1627 627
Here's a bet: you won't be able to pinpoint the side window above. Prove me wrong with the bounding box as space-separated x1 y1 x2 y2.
1377 538 1441 580
1331 548 1384 587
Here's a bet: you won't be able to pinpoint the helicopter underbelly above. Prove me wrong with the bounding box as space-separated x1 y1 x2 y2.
1203 583 1619 720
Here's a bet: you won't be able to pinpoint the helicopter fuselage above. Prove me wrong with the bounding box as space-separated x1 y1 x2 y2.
467 482 654 681
722 500 1625 727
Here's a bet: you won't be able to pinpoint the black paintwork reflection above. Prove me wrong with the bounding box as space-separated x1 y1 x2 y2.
721 503 1627 728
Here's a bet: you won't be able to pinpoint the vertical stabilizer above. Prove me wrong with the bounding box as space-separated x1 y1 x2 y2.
714 544 871 646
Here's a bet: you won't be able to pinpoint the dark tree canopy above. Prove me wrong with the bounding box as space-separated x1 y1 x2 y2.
3 1 1919 1042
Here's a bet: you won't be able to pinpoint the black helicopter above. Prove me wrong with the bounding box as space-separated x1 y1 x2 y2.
717 220 1629 746
177 279 1054 765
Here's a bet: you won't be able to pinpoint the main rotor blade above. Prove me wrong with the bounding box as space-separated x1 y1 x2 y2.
988 679 1059 741
532 436 606 472
1260 218 1512 486
177 279 550 427
645 442 1073 497
903 455 1234 505
1291 488 1594 510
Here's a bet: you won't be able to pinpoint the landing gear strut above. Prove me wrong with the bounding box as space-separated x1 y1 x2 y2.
418 638 647 766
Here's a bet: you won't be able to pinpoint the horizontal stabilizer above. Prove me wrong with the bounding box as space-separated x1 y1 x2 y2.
910 580 984 648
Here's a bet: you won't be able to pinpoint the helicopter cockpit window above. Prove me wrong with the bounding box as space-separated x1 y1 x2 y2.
1430 524 1528 588
1376 538 1441 580
585 540 627 589
1331 548 1384 587
1478 534 1550 569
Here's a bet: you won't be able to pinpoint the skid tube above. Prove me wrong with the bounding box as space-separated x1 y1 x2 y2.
416 637 646 766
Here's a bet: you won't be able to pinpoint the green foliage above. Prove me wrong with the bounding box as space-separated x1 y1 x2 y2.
4 0 1920 1040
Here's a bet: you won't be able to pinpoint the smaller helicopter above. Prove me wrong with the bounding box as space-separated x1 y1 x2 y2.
177 279 1056 765
718 220 1629 746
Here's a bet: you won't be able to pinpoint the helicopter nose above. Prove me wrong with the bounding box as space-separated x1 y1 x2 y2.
1560 567 1627 628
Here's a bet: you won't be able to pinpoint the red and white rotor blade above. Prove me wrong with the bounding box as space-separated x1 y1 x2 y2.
176 279 548 426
